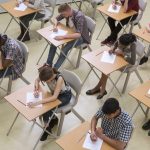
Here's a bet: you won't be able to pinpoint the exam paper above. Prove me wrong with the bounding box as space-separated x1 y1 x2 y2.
50 29 68 38
83 132 103 150
107 4 121 13
26 92 42 108
101 51 116 64
14 3 27 11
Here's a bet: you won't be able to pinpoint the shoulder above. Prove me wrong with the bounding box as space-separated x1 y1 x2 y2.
74 10 85 19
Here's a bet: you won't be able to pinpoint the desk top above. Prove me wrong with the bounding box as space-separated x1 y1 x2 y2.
4 84 61 121
82 46 128 75
37 23 75 47
133 28 150 43
129 80 150 108
97 3 137 21
0 0 38 18
56 122 115 150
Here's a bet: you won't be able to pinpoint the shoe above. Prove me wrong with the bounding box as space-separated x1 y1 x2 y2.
97 91 107 99
101 39 110 46
148 130 150 136
86 89 100 95
142 120 150 130
17 34 23 41
40 125 52 141
139 56 148 65
21 35 30 42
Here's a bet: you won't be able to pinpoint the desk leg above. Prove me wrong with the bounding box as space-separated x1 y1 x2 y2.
145 107 149 118
4 16 13 33
7 112 20 136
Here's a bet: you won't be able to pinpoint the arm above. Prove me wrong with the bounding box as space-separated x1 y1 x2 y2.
123 0 128 13
90 116 98 141
109 41 118 54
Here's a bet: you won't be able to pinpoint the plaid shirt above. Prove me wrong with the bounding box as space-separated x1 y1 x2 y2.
1 37 24 80
56 10 91 44
95 108 133 143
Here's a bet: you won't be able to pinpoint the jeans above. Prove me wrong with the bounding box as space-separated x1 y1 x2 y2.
42 90 72 123
46 37 85 69
0 67 12 78
107 14 138 41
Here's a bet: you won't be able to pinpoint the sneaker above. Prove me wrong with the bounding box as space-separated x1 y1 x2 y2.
142 120 150 130
101 39 109 46
139 56 148 65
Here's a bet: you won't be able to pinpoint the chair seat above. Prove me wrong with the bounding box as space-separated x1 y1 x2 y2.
37 8 52 21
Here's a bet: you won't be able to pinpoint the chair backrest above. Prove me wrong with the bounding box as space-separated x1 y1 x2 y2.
61 69 82 106
16 40 29 72
85 16 96 40
44 0 56 14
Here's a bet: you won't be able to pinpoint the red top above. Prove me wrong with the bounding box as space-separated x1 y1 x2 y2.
120 0 139 12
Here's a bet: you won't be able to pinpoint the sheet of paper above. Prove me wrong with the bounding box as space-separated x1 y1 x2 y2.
101 51 116 64
26 92 42 108
107 4 121 13
14 3 27 11
83 132 103 150
50 29 68 39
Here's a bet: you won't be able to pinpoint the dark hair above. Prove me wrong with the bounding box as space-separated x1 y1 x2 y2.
58 3 71 13
0 34 7 44
119 33 137 46
102 98 120 115
39 66 58 82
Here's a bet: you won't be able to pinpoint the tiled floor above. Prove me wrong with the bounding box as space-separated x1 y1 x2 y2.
0 0 150 150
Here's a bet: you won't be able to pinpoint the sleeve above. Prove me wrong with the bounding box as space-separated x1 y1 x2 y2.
56 14 65 22
28 0 42 9
75 15 85 33
126 0 137 12
5 46 14 61
95 108 104 119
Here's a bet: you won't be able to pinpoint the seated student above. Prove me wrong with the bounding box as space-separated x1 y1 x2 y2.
27 66 72 141
142 119 150 136
45 3 90 70
17 0 46 42
86 33 136 99
101 0 139 46
90 98 133 150
0 34 24 80
140 23 150 65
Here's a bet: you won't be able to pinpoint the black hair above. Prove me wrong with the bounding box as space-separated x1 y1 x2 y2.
58 3 71 13
119 33 137 46
0 34 7 44
102 98 120 115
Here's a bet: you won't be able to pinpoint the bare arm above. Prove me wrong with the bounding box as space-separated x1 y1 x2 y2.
1 52 12 69
123 0 129 13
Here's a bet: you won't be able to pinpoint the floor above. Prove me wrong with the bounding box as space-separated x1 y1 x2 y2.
0 0 150 150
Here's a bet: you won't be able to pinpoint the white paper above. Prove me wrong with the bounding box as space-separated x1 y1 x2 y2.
83 132 103 150
101 51 116 64
14 3 27 11
26 92 42 108
50 29 68 38
107 4 121 13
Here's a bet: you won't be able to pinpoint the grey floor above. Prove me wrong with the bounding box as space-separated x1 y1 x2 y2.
0 0 150 150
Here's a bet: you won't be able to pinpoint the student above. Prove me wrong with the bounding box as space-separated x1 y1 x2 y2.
27 66 72 141
142 119 150 136
90 98 133 150
86 33 136 99
17 0 46 42
45 3 90 70
140 23 150 65
101 0 139 46
0 34 24 80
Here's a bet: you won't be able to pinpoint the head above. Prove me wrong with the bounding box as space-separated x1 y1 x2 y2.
0 34 7 47
38 66 58 84
118 33 137 47
58 3 72 18
102 98 121 119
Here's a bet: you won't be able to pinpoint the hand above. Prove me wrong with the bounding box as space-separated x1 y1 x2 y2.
27 102 37 108
16 2 20 7
109 49 114 55
115 49 124 56
95 127 103 138
54 36 65 41
53 27 58 32
90 131 97 142
34 91 39 98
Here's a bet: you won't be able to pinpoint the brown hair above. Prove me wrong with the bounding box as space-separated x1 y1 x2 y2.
58 3 71 13
39 66 58 82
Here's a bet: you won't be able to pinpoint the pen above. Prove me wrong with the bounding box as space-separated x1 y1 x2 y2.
77 131 91 143
17 100 26 106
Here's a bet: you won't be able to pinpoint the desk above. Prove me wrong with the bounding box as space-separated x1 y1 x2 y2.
129 80 150 118
0 0 38 41
96 3 137 39
82 46 128 98
36 23 76 67
56 122 115 150
4 84 61 150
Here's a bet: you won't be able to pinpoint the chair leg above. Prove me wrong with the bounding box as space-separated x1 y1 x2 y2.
72 109 85 122
135 70 143 83
92 4 97 19
122 73 131 94
20 75 30 85
57 112 65 136
76 47 82 68
39 21 45 40
138 23 142 29
7 76 12 95
87 45 92 52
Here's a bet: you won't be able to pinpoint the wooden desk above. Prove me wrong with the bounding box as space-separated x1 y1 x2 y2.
56 122 115 150
129 80 150 117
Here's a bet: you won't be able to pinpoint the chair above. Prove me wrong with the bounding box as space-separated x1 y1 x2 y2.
130 0 147 32
0 40 30 95
115 40 145 94
75 15 96 68
56 69 85 136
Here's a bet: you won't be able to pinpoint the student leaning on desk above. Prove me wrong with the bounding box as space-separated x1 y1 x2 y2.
90 98 133 150
86 33 136 99
27 66 72 141
101 0 139 46
16 0 46 42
